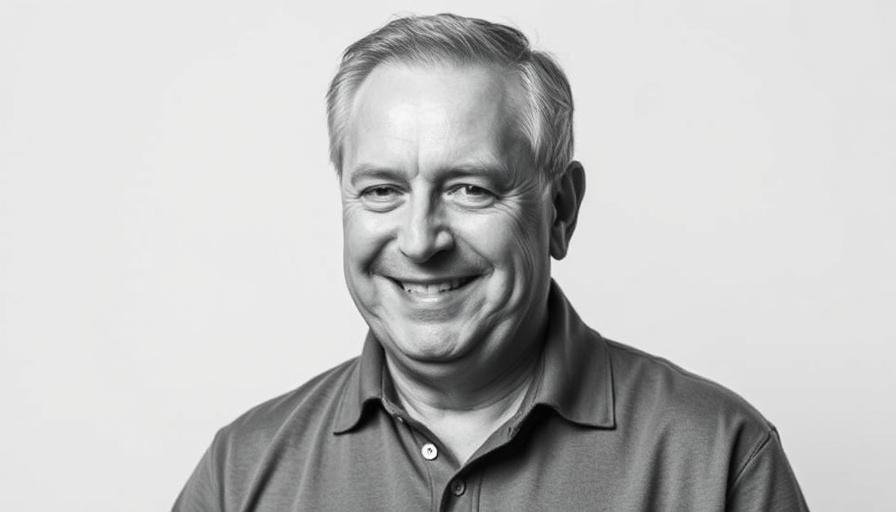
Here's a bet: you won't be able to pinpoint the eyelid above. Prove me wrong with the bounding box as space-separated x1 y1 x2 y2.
360 183 402 196
358 184 406 211
446 183 497 208
448 182 494 195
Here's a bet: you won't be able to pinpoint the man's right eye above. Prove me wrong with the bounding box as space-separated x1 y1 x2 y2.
361 186 401 203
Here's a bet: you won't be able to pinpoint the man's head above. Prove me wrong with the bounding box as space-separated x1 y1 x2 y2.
330 14 585 383
327 13 575 182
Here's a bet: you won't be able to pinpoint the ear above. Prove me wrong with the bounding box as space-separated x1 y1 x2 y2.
549 161 586 260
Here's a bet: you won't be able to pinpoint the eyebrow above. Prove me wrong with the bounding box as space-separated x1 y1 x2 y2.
441 163 511 180
347 165 403 187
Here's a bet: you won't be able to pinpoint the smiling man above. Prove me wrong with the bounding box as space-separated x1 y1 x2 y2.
174 14 808 512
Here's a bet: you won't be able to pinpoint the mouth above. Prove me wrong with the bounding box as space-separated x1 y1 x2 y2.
389 276 477 296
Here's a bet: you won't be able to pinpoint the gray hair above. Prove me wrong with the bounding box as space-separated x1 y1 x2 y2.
326 13 575 180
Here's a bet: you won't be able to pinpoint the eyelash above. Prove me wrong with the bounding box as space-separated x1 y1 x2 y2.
361 185 401 201
450 184 491 196
367 186 397 195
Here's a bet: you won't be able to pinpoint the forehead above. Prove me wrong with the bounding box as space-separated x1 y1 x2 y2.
343 62 528 175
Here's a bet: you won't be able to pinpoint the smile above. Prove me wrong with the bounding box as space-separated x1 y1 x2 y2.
391 276 477 295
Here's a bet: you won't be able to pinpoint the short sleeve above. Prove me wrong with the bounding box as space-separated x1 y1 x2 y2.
726 429 810 512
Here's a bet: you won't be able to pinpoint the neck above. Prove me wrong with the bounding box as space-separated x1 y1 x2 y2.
388 352 538 464
387 347 539 415
383 320 546 464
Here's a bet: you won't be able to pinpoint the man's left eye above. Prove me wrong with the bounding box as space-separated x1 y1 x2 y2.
448 184 496 206
459 185 489 196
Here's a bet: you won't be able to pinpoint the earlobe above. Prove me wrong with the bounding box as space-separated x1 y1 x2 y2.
549 161 586 260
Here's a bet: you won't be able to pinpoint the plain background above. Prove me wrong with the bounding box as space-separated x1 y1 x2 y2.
1 0 894 510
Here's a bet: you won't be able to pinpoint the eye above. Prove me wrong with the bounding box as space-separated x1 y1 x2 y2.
362 185 400 201
460 185 489 196
448 184 496 207
359 185 404 211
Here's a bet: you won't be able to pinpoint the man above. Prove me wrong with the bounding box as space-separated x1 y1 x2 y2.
174 13 808 511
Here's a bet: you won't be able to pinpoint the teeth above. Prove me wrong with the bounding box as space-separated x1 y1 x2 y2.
401 278 469 294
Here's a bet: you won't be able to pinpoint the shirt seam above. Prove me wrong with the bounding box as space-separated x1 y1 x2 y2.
472 470 483 512
727 428 775 495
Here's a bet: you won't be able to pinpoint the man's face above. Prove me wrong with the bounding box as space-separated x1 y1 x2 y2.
340 63 557 373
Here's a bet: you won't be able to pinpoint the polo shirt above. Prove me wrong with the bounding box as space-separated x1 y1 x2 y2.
173 283 809 511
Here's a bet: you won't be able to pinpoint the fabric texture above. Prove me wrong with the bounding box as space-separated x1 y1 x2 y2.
173 283 809 511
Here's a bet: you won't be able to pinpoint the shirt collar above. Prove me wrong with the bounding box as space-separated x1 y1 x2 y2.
526 281 616 428
332 331 389 434
332 280 616 434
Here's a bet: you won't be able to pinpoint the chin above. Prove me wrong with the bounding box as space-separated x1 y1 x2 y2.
396 337 462 363
384 325 473 364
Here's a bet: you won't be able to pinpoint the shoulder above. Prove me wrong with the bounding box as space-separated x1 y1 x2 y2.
173 359 362 509
210 357 359 457
604 337 770 426
601 337 775 475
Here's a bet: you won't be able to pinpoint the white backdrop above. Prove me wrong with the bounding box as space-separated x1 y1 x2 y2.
1 1 894 510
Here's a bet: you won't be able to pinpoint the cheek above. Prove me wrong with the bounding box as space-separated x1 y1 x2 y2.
459 207 551 272
512 195 554 262
342 207 395 269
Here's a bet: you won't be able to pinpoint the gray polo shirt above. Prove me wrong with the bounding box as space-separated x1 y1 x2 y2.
174 284 808 511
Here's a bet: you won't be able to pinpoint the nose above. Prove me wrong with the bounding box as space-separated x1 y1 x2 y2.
397 195 454 262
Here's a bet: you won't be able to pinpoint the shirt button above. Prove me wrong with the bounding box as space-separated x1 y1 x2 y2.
450 479 466 496
421 443 438 460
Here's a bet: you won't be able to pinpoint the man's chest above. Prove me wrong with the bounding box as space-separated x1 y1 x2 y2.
226 413 730 512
